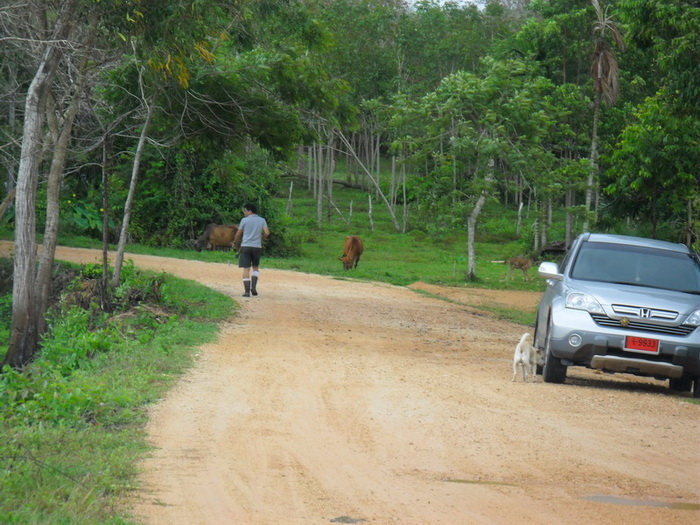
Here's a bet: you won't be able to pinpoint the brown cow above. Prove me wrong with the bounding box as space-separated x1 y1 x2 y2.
339 235 364 270
194 224 240 252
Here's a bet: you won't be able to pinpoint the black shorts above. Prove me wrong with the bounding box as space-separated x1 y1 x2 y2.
238 246 262 268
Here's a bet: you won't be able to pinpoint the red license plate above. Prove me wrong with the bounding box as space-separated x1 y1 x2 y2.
625 336 659 353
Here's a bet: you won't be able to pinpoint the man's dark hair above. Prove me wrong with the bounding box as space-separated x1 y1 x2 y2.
244 203 257 214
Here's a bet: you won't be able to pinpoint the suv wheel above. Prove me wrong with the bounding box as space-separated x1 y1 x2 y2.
669 376 692 392
542 318 567 384
533 321 543 375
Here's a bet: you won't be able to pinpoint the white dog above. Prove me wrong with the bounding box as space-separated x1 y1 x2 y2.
512 332 542 383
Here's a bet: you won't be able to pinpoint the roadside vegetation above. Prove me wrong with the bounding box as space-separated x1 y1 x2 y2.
0 257 235 523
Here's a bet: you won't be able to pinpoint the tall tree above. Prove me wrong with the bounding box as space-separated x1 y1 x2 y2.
2 0 81 367
605 96 700 240
112 78 155 287
585 0 625 231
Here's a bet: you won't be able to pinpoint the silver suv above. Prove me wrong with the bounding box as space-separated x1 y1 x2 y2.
535 233 700 397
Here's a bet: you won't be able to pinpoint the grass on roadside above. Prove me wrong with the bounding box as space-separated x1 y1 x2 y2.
0 265 236 524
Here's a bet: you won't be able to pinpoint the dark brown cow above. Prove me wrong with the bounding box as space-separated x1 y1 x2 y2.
194 224 240 252
339 235 364 270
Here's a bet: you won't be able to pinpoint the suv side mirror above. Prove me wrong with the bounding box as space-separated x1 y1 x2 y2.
538 261 563 281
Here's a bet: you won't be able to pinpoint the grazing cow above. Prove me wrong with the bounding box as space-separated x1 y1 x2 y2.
506 256 532 281
339 235 364 270
193 224 240 252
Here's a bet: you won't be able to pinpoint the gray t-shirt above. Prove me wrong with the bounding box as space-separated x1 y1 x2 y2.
239 214 268 248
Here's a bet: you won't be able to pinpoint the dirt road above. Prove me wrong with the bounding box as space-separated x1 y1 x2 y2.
11 245 700 524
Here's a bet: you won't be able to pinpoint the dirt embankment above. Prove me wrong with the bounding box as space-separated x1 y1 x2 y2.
3 243 698 524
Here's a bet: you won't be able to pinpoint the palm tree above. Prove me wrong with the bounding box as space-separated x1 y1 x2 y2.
585 0 626 231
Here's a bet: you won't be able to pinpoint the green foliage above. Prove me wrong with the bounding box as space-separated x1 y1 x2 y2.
81 0 350 252
603 94 700 238
113 260 162 303
0 255 11 294
10 0 691 259
112 140 294 253
388 57 558 235
39 308 113 375
619 0 700 118
0 263 235 522
313 0 513 100
513 0 593 86
0 362 106 425
81 263 103 280
63 195 109 235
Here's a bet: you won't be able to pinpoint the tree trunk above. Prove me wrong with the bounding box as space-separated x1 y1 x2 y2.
326 133 335 223
112 101 154 287
374 133 381 200
296 145 305 180
402 162 408 233
466 171 495 282
541 202 549 250
5 85 42 366
309 141 315 197
37 19 97 329
0 189 17 221
686 199 694 247
101 135 113 308
36 62 89 335
565 189 574 248
35 91 79 335
5 64 18 199
3 0 79 367
286 181 294 215
390 156 397 208
316 142 323 225
585 91 601 232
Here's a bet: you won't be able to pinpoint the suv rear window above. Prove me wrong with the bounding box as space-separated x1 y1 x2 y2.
571 242 700 293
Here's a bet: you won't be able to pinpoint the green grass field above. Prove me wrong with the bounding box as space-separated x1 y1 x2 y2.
264 181 552 290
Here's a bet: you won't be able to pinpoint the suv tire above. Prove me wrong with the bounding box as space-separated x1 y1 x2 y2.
542 318 567 384
669 376 692 392
533 322 544 375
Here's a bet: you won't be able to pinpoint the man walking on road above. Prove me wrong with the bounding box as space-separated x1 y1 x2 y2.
234 203 270 297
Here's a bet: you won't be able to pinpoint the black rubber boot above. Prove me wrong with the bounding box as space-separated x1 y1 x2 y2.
243 279 251 297
251 275 258 296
